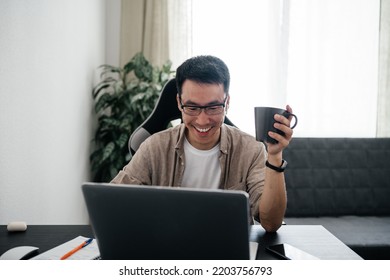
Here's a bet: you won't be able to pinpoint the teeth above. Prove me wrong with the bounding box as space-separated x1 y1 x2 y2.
195 127 211 133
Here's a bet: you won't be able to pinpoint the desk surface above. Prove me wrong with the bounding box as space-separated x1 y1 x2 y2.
250 225 362 260
1 225 362 260
0 225 94 256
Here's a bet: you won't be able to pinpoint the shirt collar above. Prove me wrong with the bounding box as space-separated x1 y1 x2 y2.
175 123 229 155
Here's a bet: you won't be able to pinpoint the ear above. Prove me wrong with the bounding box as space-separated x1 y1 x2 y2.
225 95 230 112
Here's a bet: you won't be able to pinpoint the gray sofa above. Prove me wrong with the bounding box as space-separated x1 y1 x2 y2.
282 138 390 260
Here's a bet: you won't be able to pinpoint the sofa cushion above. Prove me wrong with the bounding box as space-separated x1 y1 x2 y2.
283 138 390 217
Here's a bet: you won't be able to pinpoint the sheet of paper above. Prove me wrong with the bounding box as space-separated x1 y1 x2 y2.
31 236 100 260
249 241 259 260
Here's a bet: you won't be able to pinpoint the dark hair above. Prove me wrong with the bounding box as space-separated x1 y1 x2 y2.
175 55 230 96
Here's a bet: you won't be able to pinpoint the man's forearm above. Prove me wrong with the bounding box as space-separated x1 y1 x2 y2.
259 165 287 232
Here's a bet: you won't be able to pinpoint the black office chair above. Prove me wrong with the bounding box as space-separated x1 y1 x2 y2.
128 78 235 155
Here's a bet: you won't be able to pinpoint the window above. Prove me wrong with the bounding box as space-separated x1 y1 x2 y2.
191 0 380 137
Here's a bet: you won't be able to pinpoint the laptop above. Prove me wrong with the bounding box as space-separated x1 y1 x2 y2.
82 182 253 260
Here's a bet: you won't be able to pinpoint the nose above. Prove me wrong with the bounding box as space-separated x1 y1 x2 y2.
196 109 210 124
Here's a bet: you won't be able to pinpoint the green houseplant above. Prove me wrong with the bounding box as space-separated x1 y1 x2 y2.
90 53 173 182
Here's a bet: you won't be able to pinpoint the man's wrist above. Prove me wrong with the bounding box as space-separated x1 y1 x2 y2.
266 159 287 172
266 154 283 167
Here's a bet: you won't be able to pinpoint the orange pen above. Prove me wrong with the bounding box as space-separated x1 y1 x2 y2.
60 238 93 260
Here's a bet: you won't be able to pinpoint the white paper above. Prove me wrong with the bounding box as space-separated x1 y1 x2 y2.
31 236 100 260
249 241 258 260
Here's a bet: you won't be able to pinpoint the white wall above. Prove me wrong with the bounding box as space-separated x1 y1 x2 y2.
0 0 106 224
105 0 121 66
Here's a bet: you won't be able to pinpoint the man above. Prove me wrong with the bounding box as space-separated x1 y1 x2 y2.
111 55 294 232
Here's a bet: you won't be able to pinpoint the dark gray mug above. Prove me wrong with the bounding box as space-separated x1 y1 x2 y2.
254 107 298 144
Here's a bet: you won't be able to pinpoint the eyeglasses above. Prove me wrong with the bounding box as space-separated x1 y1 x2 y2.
179 96 227 116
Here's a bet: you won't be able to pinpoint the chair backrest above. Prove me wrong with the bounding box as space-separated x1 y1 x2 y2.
128 78 235 155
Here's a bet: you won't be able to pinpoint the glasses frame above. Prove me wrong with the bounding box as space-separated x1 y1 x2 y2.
179 96 228 116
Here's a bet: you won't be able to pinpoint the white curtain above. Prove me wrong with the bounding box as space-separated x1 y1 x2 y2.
191 0 380 137
142 0 170 66
120 0 145 66
377 0 390 137
191 0 288 135
119 0 383 138
120 0 191 68
167 0 192 69
285 0 380 137
120 0 170 66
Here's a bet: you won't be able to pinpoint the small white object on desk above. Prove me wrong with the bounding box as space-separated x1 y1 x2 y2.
7 221 27 232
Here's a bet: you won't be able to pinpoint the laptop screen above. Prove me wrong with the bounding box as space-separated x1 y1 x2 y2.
82 182 251 260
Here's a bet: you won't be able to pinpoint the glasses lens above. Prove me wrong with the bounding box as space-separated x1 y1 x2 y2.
183 105 225 116
183 107 201 116
204 106 224 115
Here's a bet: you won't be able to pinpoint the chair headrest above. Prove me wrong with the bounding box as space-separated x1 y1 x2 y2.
128 78 181 155
142 78 181 135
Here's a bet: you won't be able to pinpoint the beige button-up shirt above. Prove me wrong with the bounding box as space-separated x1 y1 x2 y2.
111 123 267 220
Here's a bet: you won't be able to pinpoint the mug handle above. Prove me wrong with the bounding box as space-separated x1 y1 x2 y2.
283 112 298 129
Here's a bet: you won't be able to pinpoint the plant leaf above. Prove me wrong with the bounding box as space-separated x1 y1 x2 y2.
94 92 112 113
101 142 115 163
116 133 129 149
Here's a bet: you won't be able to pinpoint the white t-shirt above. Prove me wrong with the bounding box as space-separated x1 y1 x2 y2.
182 137 221 189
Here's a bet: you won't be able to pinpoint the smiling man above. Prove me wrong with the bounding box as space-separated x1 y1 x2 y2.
111 55 294 232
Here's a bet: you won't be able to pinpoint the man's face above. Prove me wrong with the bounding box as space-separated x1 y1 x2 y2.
177 80 229 150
